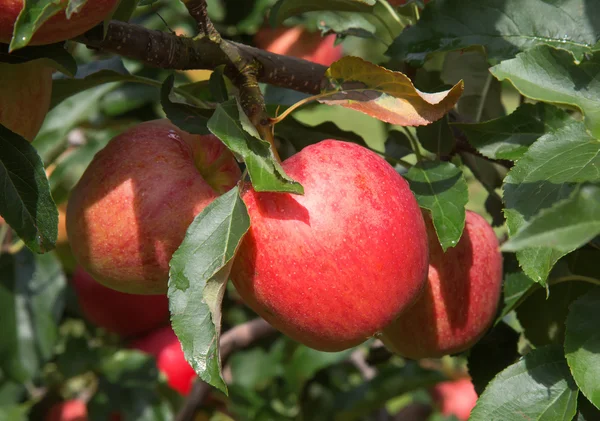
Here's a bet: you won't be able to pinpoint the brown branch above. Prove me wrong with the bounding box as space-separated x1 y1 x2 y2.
182 0 220 40
175 318 276 421
77 21 325 95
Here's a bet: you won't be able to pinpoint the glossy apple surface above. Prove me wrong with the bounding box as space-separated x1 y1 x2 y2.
66 119 241 294
0 0 119 45
231 140 429 351
0 61 52 141
381 211 502 358
254 26 342 66
71 267 169 337
431 378 478 421
131 326 196 396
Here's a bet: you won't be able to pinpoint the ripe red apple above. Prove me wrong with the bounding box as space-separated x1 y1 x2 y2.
66 119 241 294
0 61 52 141
71 266 169 337
381 211 502 359
230 140 429 352
254 26 342 66
45 400 121 421
130 326 196 396
431 378 478 421
0 0 119 46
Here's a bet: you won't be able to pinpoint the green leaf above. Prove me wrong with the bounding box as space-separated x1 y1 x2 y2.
208 99 303 194
160 75 211 135
314 11 380 41
275 117 367 152
320 56 464 127
284 346 353 393
565 287 600 409
0 250 66 382
9 0 65 51
503 120 600 284
168 186 250 394
405 161 468 251
491 46 600 138
454 103 571 161
209 65 229 103
441 48 505 123
470 345 579 421
498 271 537 321
387 0 600 65
0 125 58 253
111 0 140 22
503 185 600 253
517 281 593 347
333 363 446 421
0 43 76 76
416 115 455 156
269 0 375 26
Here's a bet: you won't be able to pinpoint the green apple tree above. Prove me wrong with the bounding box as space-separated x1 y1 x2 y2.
0 0 599 420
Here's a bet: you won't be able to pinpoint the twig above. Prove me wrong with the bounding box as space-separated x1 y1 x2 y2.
175 318 276 421
182 0 220 40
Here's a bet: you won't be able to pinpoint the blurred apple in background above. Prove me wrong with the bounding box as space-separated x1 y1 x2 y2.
45 399 121 421
431 378 478 421
254 26 343 66
71 267 170 337
131 326 197 395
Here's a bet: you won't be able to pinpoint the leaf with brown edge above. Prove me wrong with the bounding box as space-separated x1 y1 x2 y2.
319 57 463 126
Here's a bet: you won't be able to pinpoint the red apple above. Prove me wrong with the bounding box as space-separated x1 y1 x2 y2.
66 119 241 295
0 61 52 141
0 0 119 46
381 211 502 358
45 400 121 421
230 140 429 352
431 378 478 421
254 26 342 66
71 266 169 337
131 326 196 396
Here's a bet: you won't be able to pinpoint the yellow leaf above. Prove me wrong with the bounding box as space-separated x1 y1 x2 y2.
320 56 464 126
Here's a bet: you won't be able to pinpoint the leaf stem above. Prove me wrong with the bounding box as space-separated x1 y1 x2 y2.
0 223 9 249
475 73 493 123
412 3 420 21
379 0 403 25
269 92 333 125
134 75 209 108
550 275 600 287
404 126 423 162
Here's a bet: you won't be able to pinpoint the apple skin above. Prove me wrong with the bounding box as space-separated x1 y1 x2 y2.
0 0 119 45
381 211 502 359
71 267 169 337
431 378 478 421
254 26 342 66
130 326 197 396
66 119 241 295
0 61 52 141
230 140 429 352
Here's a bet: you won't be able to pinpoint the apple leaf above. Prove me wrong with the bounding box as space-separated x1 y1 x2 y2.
275 117 367 152
269 0 375 26
453 103 571 161
318 57 463 127
0 250 66 383
416 115 454 156
503 121 600 284
470 345 579 421
497 271 537 322
503 185 600 253
491 46 600 139
387 0 600 66
9 0 66 51
405 161 468 251
168 186 250 394
0 43 76 76
0 125 58 254
208 99 303 194
314 11 380 42
565 287 600 410
160 75 211 136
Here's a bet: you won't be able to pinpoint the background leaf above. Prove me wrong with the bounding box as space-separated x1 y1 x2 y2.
565 287 600 409
269 0 375 26
405 161 468 250
168 187 250 394
470 345 579 421
491 46 600 138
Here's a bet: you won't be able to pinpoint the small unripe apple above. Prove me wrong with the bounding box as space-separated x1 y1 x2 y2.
381 211 502 358
431 378 478 421
254 26 343 66
66 119 241 294
0 0 119 46
131 326 196 396
0 61 52 141
71 267 169 337
231 140 429 352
